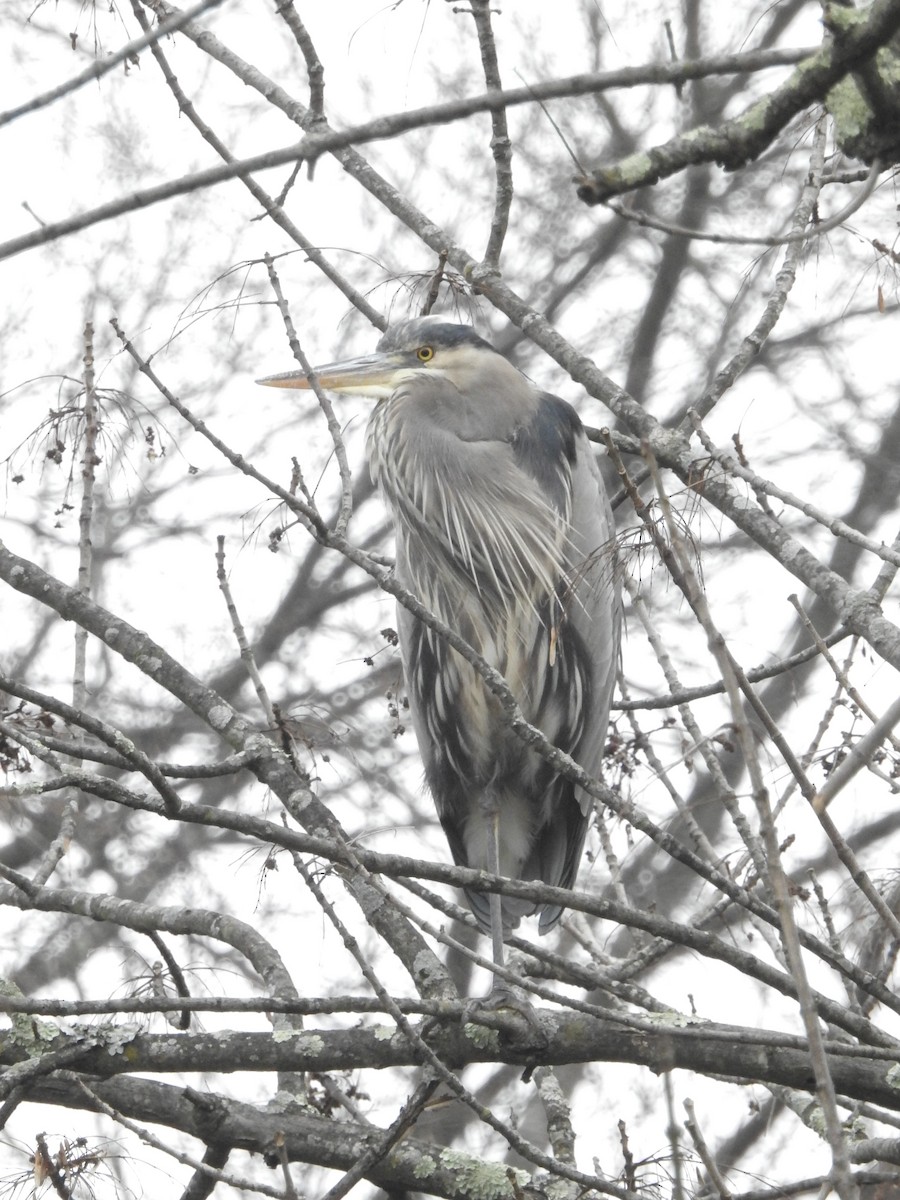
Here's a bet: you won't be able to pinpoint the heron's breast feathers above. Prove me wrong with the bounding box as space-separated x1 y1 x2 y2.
369 398 575 613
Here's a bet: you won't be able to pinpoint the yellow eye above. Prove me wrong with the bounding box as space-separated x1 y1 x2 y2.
416 346 434 362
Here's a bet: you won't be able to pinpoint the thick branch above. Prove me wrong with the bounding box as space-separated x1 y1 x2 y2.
29 1073 537 1200
10 1014 900 1114
0 45 812 263
576 0 900 202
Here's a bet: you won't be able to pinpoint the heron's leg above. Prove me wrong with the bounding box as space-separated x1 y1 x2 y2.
484 804 506 976
466 798 546 1047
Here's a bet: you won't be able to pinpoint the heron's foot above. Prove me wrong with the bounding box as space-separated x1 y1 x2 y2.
463 982 548 1049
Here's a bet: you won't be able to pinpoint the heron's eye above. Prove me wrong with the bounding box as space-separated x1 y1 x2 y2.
416 346 435 363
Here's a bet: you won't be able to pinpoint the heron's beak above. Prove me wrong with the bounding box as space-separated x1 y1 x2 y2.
256 352 404 399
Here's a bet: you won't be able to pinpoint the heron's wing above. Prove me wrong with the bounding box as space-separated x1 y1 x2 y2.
564 421 621 777
509 390 620 766
509 391 580 516
513 404 622 931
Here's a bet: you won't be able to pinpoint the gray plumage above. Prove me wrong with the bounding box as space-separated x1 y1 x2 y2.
259 317 620 949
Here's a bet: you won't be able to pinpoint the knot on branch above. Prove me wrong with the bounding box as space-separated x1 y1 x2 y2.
840 588 883 635
184 1085 230 1141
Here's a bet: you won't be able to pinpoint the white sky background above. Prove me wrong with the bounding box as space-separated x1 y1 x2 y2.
2 0 900 1195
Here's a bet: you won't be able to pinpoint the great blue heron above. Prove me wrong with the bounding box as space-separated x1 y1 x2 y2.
259 317 620 980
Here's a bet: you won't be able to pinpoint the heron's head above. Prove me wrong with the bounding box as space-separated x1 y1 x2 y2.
257 317 502 399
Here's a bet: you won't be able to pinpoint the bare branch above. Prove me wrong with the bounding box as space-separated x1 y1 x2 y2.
0 45 816 263
575 0 900 202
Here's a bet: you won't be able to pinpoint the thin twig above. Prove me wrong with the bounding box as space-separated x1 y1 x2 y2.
618 1120 636 1193
146 930 193 1031
467 0 514 268
262 255 354 537
814 696 900 814
0 0 225 129
74 319 98 707
215 536 277 729
611 630 850 711
683 1098 732 1200
664 1069 685 1200
421 250 449 316
273 0 325 122
790 595 900 753
806 868 866 1020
